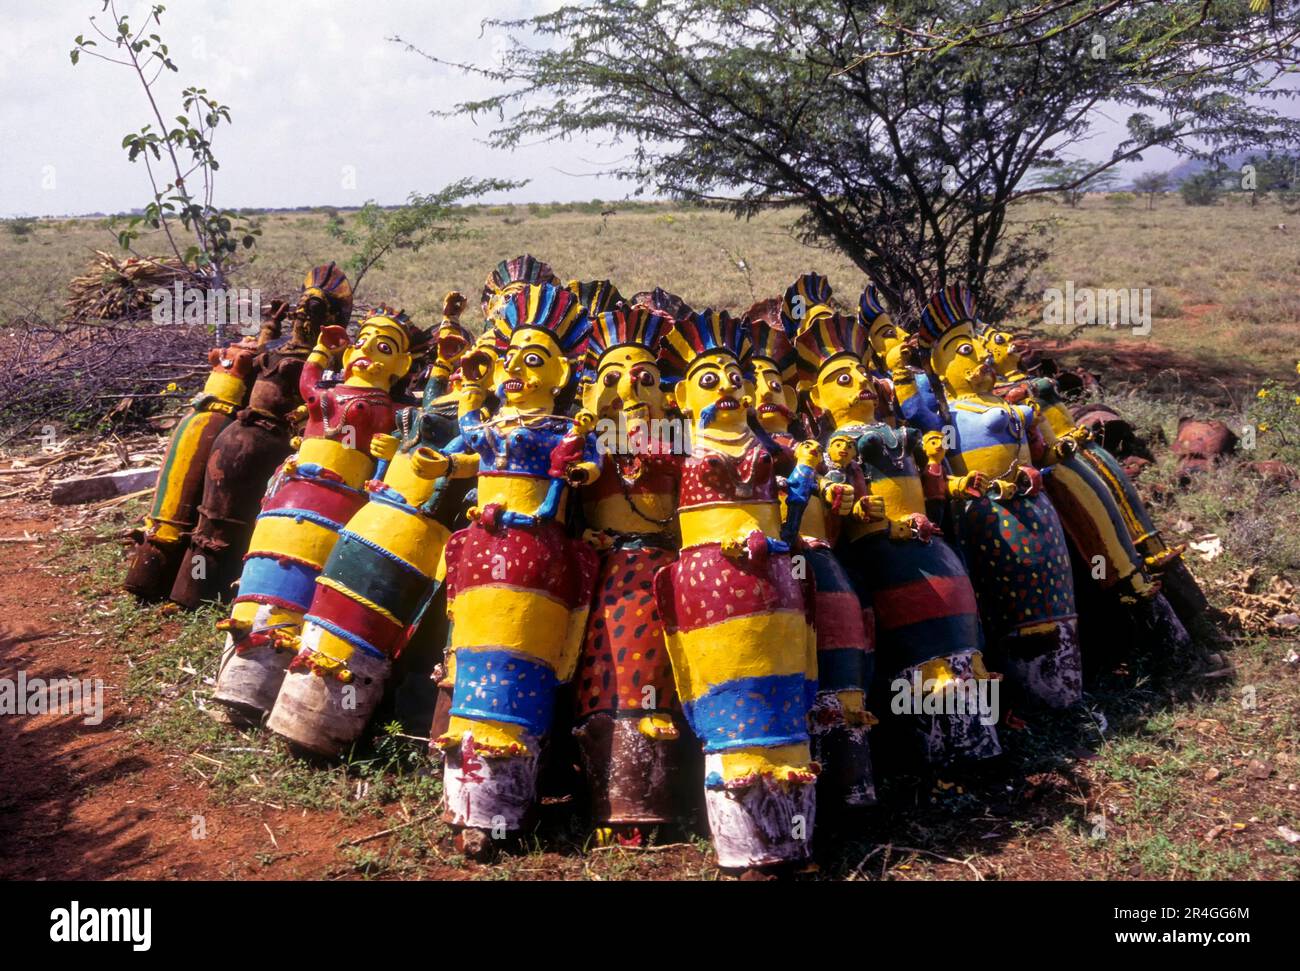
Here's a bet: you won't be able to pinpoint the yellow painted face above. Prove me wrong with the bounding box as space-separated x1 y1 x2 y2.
750 360 797 433
827 436 857 467
809 356 876 428
867 313 905 366
679 352 746 432
430 325 469 382
582 346 665 422
921 430 946 464
932 322 996 396
984 328 1020 376
342 320 412 390
501 327 570 410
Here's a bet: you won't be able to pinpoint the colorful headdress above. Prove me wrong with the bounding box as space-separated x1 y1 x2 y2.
917 284 978 349
660 309 750 377
742 298 797 381
780 272 835 337
301 262 353 324
631 287 695 324
794 311 869 387
858 284 891 328
359 305 429 354
481 255 560 317
584 305 673 375
567 279 626 317
491 283 591 357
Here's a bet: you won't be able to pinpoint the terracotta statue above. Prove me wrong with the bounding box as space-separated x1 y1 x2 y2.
124 338 259 600
792 296 1000 767
860 284 941 433
431 282 602 835
413 291 471 401
919 285 1081 709
984 326 1191 650
653 308 818 870
572 295 684 835
210 306 419 722
754 291 878 805
169 264 350 608
265 306 479 757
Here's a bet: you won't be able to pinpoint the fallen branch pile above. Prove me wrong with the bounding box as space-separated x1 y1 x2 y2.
63 250 201 325
0 322 215 439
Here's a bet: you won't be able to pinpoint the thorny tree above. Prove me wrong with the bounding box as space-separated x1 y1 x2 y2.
395 0 1300 323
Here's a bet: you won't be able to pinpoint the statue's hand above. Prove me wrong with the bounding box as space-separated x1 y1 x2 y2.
956 471 987 496
409 449 449 480
369 433 399 463
853 495 887 522
316 324 349 354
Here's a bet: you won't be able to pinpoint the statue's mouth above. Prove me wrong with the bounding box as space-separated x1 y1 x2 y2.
502 378 525 394
714 396 740 411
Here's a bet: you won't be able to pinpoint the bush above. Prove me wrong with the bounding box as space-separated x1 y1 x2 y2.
1180 172 1221 206
5 217 37 237
1110 192 1136 206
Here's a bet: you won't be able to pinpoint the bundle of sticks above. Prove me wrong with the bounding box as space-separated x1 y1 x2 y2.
63 250 203 325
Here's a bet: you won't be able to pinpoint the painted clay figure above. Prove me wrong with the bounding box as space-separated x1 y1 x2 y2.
985 327 1196 641
572 299 684 833
125 338 259 600
752 293 877 805
860 284 941 434
653 308 818 870
170 263 350 608
416 290 472 401
919 286 1082 709
431 283 602 835
793 303 1000 766
265 314 481 756
210 307 418 722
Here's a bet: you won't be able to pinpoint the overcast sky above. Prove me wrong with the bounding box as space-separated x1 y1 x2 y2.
0 0 1257 219
0 0 637 217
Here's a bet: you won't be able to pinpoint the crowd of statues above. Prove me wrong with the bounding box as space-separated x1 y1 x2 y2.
124 258 1202 870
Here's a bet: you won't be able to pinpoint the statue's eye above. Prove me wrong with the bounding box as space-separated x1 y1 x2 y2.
699 372 720 389
639 371 655 386
837 372 853 386
524 352 545 368
958 342 974 356
769 378 782 393
378 341 394 355
603 370 621 387
993 334 1006 345
726 369 743 386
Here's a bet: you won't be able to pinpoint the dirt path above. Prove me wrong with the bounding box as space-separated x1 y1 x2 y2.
0 500 392 880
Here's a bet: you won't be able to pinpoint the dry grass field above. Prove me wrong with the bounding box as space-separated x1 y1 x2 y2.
0 196 1297 881
5 193 1299 372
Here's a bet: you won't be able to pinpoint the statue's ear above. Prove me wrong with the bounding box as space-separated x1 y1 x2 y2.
807 382 823 410
392 351 413 386
558 357 571 389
